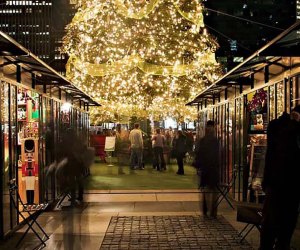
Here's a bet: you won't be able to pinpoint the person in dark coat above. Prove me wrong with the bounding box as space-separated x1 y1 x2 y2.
194 120 220 217
172 130 187 175
260 105 300 250
57 129 86 206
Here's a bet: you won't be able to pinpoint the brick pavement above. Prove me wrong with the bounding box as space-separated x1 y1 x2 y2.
100 215 253 250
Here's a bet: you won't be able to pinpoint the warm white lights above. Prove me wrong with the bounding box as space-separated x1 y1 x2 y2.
63 0 221 123
61 102 72 113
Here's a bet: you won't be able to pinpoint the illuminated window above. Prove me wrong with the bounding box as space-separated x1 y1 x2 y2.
233 57 244 63
230 40 237 52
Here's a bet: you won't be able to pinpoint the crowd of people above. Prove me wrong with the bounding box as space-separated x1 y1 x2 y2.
128 123 195 175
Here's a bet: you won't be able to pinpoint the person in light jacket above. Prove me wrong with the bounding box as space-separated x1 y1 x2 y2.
129 123 144 170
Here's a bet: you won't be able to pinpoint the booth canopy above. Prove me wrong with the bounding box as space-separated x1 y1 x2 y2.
188 20 300 106
0 31 100 107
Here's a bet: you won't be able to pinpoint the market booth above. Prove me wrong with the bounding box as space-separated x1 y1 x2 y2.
188 21 300 204
0 31 100 238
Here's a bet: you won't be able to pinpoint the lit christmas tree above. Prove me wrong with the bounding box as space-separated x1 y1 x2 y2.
63 0 221 123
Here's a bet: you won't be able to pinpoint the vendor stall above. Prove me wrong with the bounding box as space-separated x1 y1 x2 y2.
0 31 99 238
188 21 300 203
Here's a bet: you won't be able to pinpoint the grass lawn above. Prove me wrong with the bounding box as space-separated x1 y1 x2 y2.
84 158 199 190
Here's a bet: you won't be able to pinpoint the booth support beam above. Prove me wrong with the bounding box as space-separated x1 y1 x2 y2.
31 73 36 89
58 88 62 100
16 64 21 83
0 58 3 77
264 65 269 83
251 74 254 89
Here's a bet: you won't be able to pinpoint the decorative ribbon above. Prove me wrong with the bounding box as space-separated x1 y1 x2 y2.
66 53 216 77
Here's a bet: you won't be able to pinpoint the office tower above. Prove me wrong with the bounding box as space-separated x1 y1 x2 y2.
203 0 296 71
51 0 77 74
0 0 77 73
297 0 300 19
0 0 52 61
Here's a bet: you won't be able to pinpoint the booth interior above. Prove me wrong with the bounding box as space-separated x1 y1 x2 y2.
188 20 300 235
0 31 100 239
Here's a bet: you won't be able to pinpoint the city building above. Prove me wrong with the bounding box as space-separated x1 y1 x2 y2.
51 0 77 74
0 0 77 74
203 0 297 71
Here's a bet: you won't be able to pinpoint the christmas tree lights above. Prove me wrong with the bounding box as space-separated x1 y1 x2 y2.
63 0 221 123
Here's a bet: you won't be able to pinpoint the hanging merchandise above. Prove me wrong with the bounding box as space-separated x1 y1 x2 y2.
31 92 39 120
247 88 268 132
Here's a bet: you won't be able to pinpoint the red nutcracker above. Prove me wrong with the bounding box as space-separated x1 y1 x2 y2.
21 138 39 204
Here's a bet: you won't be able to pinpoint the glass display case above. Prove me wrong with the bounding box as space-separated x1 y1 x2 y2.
16 88 40 210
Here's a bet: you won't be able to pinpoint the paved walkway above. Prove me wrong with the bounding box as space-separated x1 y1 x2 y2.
1 191 299 250
101 215 253 250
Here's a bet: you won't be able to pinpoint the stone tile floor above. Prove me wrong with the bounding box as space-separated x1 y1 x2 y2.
101 215 253 250
0 191 299 250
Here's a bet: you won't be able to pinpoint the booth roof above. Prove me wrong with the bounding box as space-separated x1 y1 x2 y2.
188 20 300 106
0 31 100 107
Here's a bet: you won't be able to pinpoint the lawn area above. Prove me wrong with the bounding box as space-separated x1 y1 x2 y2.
84 158 199 190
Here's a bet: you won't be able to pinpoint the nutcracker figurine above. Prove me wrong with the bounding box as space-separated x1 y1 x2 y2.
21 138 39 204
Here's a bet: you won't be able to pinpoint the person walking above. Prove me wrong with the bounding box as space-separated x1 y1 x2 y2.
129 123 144 170
260 105 300 250
57 129 86 206
152 128 166 171
172 130 187 175
194 120 220 217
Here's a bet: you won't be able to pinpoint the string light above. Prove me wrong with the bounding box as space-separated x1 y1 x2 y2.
63 0 221 123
